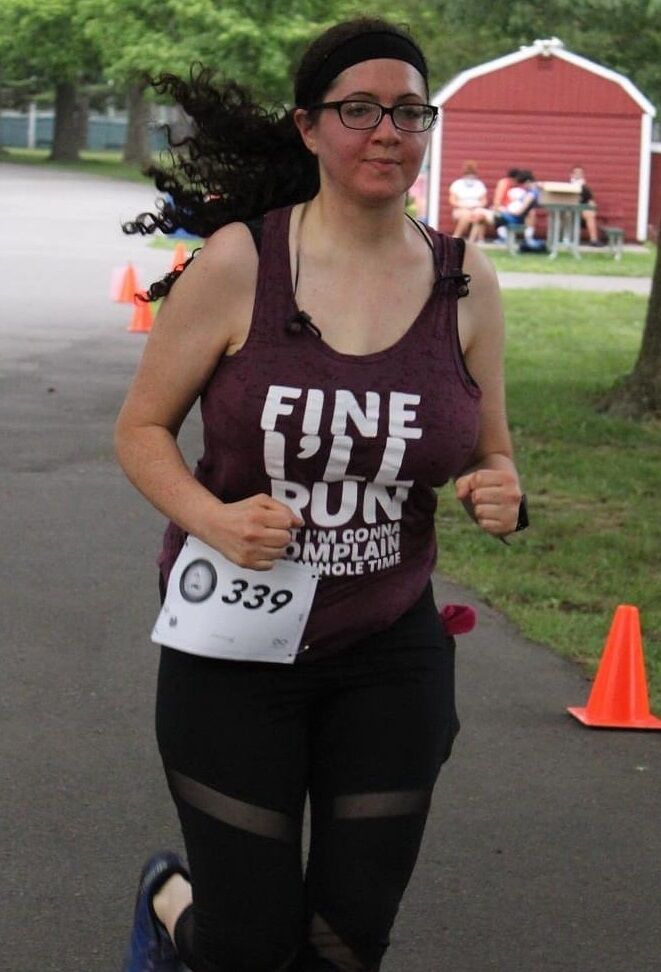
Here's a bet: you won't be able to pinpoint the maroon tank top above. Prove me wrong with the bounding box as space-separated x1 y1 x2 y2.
159 205 481 659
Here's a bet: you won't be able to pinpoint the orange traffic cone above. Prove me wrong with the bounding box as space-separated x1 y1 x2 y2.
568 605 661 730
171 242 188 272
127 291 153 333
115 263 140 303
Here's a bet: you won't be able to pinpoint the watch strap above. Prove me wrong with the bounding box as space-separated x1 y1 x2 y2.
514 493 529 532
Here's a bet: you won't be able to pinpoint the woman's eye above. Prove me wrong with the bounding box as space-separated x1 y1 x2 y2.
398 105 423 119
345 102 372 117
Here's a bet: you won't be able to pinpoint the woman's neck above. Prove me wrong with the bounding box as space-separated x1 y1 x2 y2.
302 189 410 256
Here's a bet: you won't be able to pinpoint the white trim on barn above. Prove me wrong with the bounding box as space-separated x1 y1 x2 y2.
428 110 443 230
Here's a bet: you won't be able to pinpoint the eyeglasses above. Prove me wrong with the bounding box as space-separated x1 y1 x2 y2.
308 100 438 133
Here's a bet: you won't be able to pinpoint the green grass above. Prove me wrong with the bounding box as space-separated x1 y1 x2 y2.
0 147 153 183
151 237 655 276
435 289 661 709
149 235 204 250
483 244 654 278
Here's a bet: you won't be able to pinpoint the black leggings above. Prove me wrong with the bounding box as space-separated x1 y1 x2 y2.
155 583 459 972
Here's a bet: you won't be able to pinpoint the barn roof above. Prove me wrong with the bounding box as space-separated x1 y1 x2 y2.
432 38 656 118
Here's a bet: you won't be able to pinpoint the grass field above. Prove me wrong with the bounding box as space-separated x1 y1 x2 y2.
149 235 204 250
0 147 152 183
435 288 661 710
151 232 655 278
483 244 654 278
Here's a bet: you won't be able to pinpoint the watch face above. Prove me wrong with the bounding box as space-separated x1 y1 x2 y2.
180 559 217 603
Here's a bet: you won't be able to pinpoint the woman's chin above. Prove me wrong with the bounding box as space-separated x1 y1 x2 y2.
345 180 410 207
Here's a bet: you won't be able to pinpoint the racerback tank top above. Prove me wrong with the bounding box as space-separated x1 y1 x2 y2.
159 204 481 659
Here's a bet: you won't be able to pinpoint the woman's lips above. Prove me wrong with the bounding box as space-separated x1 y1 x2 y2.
365 158 400 169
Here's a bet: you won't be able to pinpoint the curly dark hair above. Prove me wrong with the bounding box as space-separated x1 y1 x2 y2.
125 17 426 301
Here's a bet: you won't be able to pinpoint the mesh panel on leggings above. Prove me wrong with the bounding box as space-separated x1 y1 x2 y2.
167 768 296 842
333 789 430 819
303 791 430 971
307 913 367 972
174 907 298 972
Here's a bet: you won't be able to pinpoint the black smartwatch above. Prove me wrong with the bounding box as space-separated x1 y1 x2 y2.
514 493 529 532
498 494 528 545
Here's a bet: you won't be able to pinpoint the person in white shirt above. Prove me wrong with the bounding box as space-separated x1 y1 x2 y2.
448 161 491 241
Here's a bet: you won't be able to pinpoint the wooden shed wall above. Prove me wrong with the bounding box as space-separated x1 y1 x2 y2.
447 56 640 116
436 54 645 239
438 111 641 239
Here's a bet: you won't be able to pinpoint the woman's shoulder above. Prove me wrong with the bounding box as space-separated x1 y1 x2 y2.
462 241 498 285
164 222 259 321
201 221 260 269
201 205 290 263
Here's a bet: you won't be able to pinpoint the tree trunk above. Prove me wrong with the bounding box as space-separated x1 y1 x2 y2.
123 80 152 167
76 92 90 153
599 225 661 418
50 82 81 162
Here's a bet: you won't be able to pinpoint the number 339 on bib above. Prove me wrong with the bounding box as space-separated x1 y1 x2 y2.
152 537 318 663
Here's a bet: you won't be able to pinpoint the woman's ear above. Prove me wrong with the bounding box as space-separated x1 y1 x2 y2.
293 108 318 156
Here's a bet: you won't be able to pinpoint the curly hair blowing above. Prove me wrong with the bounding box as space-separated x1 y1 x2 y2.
125 17 425 301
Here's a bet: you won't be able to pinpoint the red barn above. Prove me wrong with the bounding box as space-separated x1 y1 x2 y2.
425 38 656 241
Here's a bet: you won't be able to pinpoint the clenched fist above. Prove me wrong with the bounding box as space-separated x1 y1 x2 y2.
455 469 522 537
207 494 304 571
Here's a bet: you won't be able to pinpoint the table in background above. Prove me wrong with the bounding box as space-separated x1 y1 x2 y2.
543 203 593 259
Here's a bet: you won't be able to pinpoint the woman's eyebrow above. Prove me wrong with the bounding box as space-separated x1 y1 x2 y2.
343 90 425 100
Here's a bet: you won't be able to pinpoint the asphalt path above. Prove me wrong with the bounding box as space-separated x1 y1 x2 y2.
1 164 659 972
497 269 651 294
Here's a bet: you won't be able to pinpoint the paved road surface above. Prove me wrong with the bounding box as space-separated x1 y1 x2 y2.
497 269 651 294
1 165 659 972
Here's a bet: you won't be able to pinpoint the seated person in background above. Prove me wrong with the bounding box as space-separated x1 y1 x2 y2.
493 170 538 242
492 168 520 212
570 166 605 246
448 161 492 242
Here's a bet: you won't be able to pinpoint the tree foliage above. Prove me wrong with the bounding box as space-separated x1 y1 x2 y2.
77 0 373 103
0 0 100 85
3 0 656 107
0 0 103 160
399 0 661 107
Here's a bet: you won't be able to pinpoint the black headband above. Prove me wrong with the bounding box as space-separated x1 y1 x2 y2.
295 31 428 108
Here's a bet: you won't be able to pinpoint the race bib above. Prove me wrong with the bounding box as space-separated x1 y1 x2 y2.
151 536 318 663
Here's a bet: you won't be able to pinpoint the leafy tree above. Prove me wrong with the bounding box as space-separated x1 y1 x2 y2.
406 0 661 109
78 0 368 164
0 0 102 161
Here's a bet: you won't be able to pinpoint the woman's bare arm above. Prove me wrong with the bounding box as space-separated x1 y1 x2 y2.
455 243 522 535
114 223 302 569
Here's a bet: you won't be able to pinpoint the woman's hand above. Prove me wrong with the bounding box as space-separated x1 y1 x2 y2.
455 468 521 537
208 494 304 571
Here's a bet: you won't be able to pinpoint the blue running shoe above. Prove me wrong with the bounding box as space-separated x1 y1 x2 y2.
122 850 189 972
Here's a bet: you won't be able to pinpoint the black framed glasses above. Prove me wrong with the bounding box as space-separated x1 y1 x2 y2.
309 100 438 133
